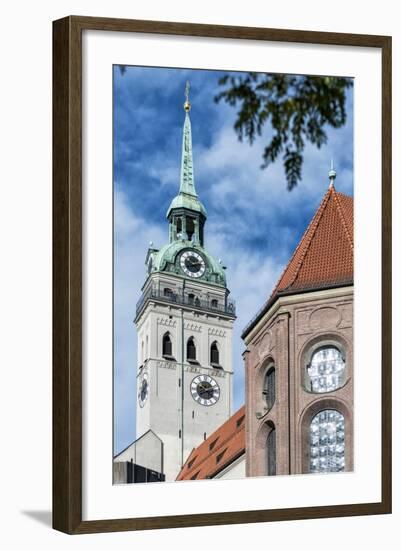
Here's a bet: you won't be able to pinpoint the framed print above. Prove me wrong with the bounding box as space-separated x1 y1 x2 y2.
52 16 392 534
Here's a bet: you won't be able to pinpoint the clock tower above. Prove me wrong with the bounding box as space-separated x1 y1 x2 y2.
134 83 236 481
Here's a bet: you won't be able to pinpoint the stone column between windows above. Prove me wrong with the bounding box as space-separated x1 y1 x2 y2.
182 216 187 240
193 218 199 244
275 312 291 476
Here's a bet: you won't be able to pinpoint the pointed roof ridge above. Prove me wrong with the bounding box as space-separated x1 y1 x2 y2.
242 184 354 340
333 189 354 249
273 184 353 295
272 186 333 294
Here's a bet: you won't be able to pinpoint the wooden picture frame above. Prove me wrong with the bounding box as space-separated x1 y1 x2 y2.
53 15 392 534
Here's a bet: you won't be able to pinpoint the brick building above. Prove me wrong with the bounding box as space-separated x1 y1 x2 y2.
177 169 353 480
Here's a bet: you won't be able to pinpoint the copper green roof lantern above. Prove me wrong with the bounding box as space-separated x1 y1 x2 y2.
166 81 207 220
142 81 229 290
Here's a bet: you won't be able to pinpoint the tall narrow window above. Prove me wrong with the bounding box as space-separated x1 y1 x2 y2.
263 366 276 410
188 293 195 305
187 217 195 241
266 426 276 476
210 341 219 365
306 346 345 393
211 299 218 308
310 409 345 473
187 337 196 361
176 217 182 238
162 333 172 357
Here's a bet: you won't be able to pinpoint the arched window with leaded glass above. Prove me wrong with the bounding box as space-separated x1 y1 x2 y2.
266 424 276 476
263 365 275 410
306 346 346 393
309 409 345 473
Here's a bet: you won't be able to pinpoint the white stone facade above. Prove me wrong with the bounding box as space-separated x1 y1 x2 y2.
113 430 164 483
136 272 234 481
213 454 246 480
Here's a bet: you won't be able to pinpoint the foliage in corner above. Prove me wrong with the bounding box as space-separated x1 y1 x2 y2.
215 74 353 190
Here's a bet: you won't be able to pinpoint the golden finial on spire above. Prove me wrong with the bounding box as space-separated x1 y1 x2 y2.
184 80 191 112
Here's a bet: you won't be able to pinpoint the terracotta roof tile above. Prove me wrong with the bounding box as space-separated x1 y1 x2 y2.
272 186 353 294
176 406 246 480
242 185 353 338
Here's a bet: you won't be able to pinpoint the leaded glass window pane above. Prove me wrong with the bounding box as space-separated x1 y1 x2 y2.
310 409 345 473
307 347 345 393
263 367 275 410
267 427 276 476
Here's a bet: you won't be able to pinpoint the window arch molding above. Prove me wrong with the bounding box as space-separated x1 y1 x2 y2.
298 396 353 474
299 333 352 394
255 356 276 416
162 331 174 358
186 335 197 361
210 340 220 366
263 365 276 411
255 419 276 477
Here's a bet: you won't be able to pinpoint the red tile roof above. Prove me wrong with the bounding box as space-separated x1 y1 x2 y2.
273 185 353 295
176 406 246 480
242 185 353 338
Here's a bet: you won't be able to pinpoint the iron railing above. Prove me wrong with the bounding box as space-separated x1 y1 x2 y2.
136 286 236 319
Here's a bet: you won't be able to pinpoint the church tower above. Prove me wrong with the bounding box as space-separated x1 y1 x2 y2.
134 83 236 481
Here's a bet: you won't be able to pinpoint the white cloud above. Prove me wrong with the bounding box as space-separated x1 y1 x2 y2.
198 218 286 410
114 89 354 452
113 188 165 452
114 183 285 451
196 120 353 218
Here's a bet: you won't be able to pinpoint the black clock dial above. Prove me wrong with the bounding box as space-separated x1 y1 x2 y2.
180 251 206 278
196 381 214 400
190 374 220 406
138 373 149 407
140 379 148 401
185 256 201 273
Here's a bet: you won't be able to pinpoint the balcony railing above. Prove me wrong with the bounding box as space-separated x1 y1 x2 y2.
136 287 236 319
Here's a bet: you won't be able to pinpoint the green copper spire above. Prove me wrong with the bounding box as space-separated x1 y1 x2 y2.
180 82 197 197
147 82 227 287
166 82 207 219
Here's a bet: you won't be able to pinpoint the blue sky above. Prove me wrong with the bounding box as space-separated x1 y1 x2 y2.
113 65 353 455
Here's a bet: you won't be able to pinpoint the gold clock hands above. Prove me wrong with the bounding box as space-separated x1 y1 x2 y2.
198 382 214 398
187 256 200 267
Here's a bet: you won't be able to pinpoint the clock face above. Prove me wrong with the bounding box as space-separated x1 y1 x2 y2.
190 374 220 406
180 251 206 278
138 373 149 407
